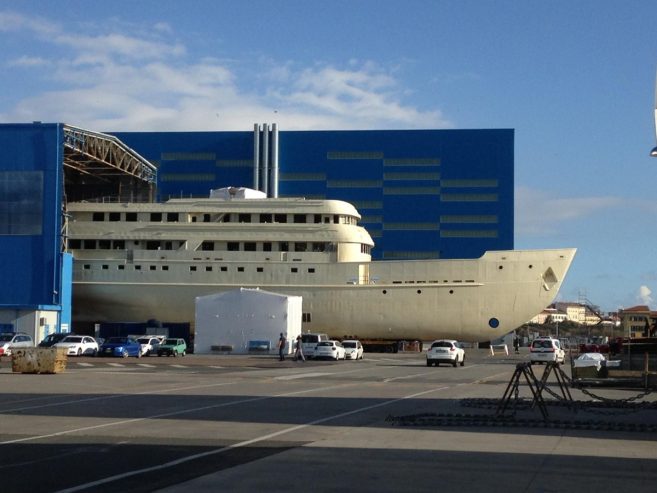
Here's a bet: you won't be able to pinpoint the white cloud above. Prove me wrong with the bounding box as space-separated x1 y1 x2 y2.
0 11 449 132
515 186 622 236
637 285 653 305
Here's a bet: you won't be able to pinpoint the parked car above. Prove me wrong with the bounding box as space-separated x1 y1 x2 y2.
98 337 142 358
136 336 164 356
426 339 465 367
530 337 565 364
157 338 187 357
39 333 72 348
54 335 99 356
0 333 34 357
314 340 345 360
342 340 364 360
300 333 329 359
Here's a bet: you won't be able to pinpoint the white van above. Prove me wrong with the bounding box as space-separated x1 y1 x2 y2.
300 333 329 359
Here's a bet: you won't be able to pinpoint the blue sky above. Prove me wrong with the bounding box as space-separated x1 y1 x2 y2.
1 1 656 313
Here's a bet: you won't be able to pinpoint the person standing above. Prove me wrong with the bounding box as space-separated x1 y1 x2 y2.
294 335 305 362
278 333 287 361
513 335 520 354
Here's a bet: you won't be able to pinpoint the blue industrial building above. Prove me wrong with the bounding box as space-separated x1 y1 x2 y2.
113 125 514 260
0 123 155 341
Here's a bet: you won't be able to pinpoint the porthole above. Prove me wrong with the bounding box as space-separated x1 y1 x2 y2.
382 290 387 294
417 290 422 294
529 264 533 269
449 289 454 294
489 318 500 328
498 265 504 270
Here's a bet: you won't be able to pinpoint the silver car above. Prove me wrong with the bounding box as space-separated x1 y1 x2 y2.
0 333 34 357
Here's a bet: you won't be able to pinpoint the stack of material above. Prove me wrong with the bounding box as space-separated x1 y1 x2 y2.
11 347 68 374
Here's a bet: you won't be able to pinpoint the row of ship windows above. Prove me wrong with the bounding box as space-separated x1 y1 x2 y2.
79 263 474 284
82 264 318 274
67 240 372 255
89 211 358 225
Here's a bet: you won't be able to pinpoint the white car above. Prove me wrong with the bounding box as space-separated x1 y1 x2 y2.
136 336 164 356
342 340 363 360
426 339 465 367
55 335 99 356
314 340 346 360
0 333 34 357
529 337 565 364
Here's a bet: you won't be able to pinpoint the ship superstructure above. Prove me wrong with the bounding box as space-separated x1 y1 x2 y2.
66 188 575 342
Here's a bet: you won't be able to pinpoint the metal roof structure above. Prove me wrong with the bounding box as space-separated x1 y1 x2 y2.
63 124 156 184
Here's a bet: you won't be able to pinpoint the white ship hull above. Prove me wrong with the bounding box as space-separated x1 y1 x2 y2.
72 248 576 342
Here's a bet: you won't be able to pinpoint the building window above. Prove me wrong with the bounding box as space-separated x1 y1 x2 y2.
146 241 160 250
302 313 312 322
68 239 81 249
274 214 287 223
83 240 96 249
260 213 272 223
83 264 90 270
189 266 197 272
238 213 251 223
113 240 125 249
118 265 125 270
98 240 111 249
308 268 315 273
220 266 227 272
167 213 179 222
150 265 157 271
134 265 142 270
257 267 264 273
293 214 306 223
237 267 244 272
294 243 307 252
162 266 168 271
263 242 272 252
126 212 138 222
92 212 104 222
102 265 109 270
228 242 239 251
205 266 212 272
150 213 162 222
201 241 214 251
244 242 256 251
109 212 121 222
279 242 289 252
291 267 298 273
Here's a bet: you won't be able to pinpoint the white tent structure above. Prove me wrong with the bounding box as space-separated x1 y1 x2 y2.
194 288 302 355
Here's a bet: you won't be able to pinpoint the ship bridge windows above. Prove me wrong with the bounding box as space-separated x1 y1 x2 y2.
293 214 306 224
166 213 179 222
260 213 272 223
244 242 256 251
126 212 137 222
98 240 111 249
92 212 104 221
150 212 162 222
109 212 121 222
238 213 251 223
263 242 272 252
279 241 289 252
312 242 326 252
201 241 214 251
227 242 239 251
294 242 307 252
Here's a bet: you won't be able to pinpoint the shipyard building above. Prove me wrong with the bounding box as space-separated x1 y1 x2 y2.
0 122 513 340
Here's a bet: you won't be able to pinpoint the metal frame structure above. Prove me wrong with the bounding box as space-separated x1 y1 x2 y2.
63 124 156 183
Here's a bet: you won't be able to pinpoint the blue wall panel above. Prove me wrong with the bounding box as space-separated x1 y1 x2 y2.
0 123 63 308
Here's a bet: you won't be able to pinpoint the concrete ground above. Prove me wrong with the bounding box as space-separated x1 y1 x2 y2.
1 348 656 493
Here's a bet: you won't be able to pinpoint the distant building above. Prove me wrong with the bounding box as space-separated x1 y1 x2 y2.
618 305 657 338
